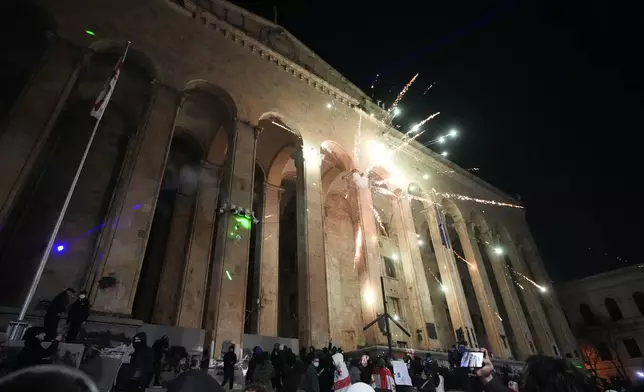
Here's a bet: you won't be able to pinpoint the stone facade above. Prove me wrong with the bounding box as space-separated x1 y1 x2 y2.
0 0 576 360
558 265 644 380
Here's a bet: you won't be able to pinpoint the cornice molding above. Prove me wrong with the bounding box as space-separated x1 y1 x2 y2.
170 0 362 111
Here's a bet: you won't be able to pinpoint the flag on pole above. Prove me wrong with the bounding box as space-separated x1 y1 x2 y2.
90 42 130 119
435 203 451 249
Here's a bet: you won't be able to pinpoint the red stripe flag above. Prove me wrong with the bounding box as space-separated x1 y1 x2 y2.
90 42 130 119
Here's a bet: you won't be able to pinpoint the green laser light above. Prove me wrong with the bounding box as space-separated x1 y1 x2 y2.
85 29 96 36
226 270 232 281
234 215 252 230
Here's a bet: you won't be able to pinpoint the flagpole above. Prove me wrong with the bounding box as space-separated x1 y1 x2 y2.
9 42 131 337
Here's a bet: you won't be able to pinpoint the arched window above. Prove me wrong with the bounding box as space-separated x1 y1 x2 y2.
580 304 597 325
605 298 623 321
633 292 644 316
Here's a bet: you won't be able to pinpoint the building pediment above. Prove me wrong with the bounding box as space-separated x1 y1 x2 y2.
185 0 373 104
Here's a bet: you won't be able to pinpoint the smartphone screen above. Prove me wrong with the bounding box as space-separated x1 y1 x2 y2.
460 351 484 368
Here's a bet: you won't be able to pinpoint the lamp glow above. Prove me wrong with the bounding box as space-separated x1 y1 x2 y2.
494 247 504 255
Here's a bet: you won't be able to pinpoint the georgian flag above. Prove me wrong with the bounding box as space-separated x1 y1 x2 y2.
90 43 130 119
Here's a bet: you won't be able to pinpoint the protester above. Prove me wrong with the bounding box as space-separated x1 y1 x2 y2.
332 352 351 392
251 351 275 392
302 356 320 392
65 290 90 343
128 332 154 392
476 348 593 392
247 346 263 385
222 344 238 389
371 358 395 392
44 288 75 341
349 359 362 384
13 327 61 371
151 335 170 386
271 343 285 392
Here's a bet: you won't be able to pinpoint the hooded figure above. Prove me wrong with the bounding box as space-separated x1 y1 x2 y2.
251 352 275 392
302 356 320 392
44 288 75 341
332 353 351 392
66 290 90 343
247 346 263 385
152 335 170 386
129 332 154 391
270 343 285 392
13 327 60 371
221 344 237 389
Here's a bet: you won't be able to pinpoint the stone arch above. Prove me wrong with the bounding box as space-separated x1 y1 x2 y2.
0 44 158 305
253 113 304 339
320 140 364 348
132 81 238 324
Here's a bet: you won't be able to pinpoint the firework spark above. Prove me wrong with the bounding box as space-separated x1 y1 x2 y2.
390 73 419 112
423 82 436 95
354 227 363 271
371 206 387 234
434 190 523 209
353 112 363 164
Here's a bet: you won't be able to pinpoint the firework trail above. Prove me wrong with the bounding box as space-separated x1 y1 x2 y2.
354 227 363 272
353 112 363 164
412 111 441 132
423 82 436 95
389 73 419 112
392 129 426 153
371 206 387 235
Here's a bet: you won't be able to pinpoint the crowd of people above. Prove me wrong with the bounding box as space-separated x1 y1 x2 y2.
238 340 600 392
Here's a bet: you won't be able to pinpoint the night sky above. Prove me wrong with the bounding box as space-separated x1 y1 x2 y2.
234 0 643 282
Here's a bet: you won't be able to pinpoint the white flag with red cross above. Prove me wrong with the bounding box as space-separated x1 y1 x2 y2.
90 42 130 119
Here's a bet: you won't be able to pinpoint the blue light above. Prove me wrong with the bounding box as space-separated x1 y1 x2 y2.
132 204 141 210
56 245 65 252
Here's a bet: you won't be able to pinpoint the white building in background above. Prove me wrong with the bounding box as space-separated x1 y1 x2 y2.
558 264 644 381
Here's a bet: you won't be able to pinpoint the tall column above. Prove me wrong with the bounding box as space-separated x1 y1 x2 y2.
0 40 82 228
176 162 223 328
152 189 194 325
394 198 435 349
296 145 329 347
506 242 558 355
454 220 511 358
520 237 576 356
203 120 258 352
89 86 179 314
480 230 534 359
355 185 387 346
258 182 282 336
423 207 475 346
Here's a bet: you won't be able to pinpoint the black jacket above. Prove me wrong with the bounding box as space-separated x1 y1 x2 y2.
67 298 90 324
47 291 70 316
130 332 154 384
223 351 237 371
14 337 59 370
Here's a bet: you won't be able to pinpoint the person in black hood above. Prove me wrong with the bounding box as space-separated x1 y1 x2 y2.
13 326 60 371
222 344 237 389
128 332 154 392
270 344 285 392
66 290 90 343
152 335 170 386
44 288 75 341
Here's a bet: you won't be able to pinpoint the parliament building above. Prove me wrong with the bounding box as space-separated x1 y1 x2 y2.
0 0 576 360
